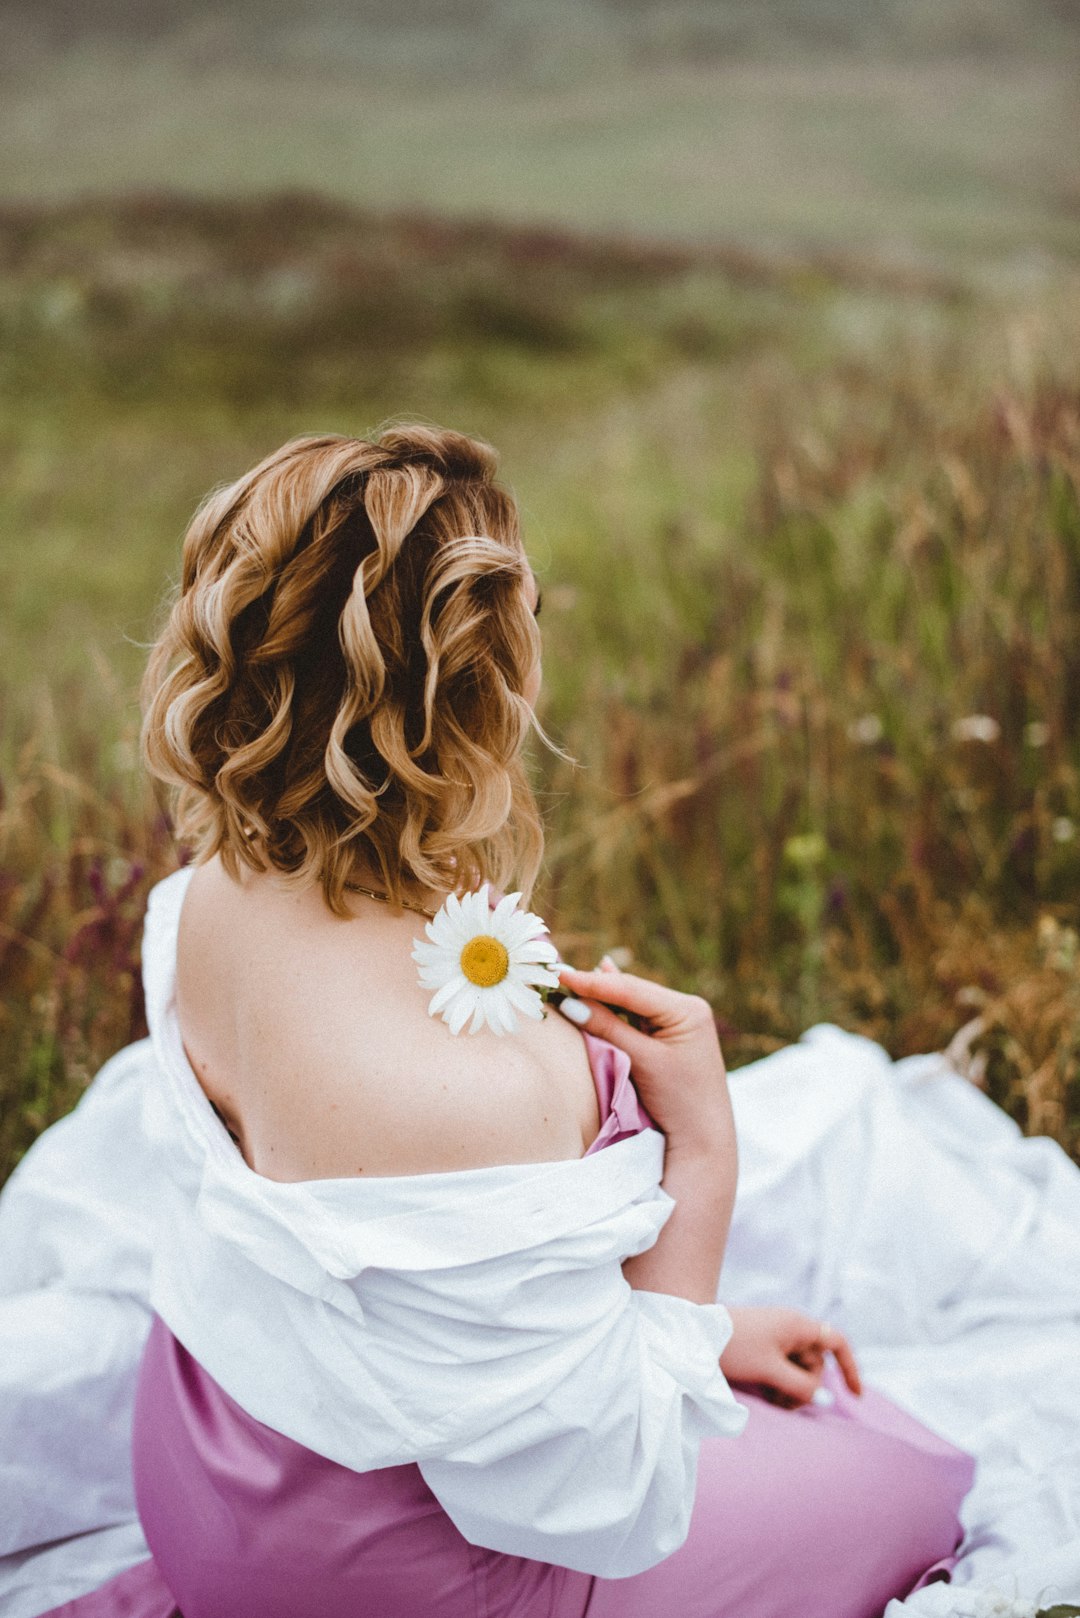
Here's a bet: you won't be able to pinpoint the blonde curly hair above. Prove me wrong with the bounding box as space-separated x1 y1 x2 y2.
139 423 553 916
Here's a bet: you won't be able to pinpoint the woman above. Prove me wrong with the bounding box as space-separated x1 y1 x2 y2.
5 425 977 1617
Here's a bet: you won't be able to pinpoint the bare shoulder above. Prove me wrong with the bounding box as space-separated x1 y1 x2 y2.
174 855 601 1182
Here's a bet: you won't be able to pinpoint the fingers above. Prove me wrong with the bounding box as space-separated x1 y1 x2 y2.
556 961 704 1027
785 1315 863 1400
556 991 656 1068
820 1327 863 1397
801 1320 863 1397
766 1357 821 1407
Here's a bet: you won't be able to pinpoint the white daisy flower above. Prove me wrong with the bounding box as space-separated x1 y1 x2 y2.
411 883 562 1036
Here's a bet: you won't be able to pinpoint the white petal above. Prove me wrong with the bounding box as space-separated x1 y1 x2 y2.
492 890 523 924
483 991 516 1035
515 964 562 990
480 895 501 934
511 949 560 974
446 988 480 1036
457 888 483 934
497 990 524 1033
509 939 559 964
484 910 513 946
428 909 461 948
468 999 486 1035
416 962 456 985
417 965 458 991
428 974 469 1016
501 976 546 1018
477 994 502 1035
499 910 539 949
417 963 450 986
476 887 498 927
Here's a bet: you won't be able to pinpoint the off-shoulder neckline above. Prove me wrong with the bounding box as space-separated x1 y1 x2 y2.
142 862 658 1197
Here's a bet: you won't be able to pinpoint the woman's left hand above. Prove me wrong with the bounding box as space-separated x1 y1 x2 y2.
719 1306 863 1407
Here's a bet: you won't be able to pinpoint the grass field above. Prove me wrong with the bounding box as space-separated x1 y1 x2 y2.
1 193 1078 1184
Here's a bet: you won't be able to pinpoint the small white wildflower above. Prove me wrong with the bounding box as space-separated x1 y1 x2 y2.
951 715 1001 744
605 945 634 969
1024 720 1051 747
847 714 884 745
1052 816 1076 844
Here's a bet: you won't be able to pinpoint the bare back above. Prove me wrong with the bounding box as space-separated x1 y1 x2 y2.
173 855 602 1182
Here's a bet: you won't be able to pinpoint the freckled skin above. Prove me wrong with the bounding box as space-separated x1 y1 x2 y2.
175 855 601 1183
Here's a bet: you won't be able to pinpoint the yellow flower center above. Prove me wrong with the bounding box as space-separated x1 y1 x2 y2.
460 935 510 988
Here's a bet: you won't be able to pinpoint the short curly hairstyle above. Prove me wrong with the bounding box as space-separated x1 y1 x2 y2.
139 423 553 917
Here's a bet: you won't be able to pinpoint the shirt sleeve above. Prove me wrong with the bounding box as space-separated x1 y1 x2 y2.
419 1283 746 1578
346 1223 748 1580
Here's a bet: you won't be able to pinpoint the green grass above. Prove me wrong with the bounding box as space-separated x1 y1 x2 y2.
1 194 1079 1183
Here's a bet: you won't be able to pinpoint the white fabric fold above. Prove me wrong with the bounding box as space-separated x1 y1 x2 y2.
420 1287 739 1576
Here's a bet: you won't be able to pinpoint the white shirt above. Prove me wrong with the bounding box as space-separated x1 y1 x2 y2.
138 864 748 1578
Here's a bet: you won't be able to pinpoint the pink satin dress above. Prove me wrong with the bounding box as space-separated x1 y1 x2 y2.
41 1032 975 1618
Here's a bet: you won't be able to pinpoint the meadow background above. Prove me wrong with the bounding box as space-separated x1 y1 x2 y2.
1 0 1079 1183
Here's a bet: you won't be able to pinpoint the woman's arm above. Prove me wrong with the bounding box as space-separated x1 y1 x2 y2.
622 1129 737 1303
555 961 865 1411
555 960 738 1306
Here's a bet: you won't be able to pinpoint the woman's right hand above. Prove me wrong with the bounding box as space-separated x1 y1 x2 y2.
555 960 731 1152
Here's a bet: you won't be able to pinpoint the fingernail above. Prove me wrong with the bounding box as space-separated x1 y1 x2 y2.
559 997 592 1026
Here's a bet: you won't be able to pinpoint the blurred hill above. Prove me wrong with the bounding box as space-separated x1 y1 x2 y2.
4 0 1079 65
0 0 1077 273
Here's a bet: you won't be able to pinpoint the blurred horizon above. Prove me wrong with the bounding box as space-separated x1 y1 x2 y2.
2 0 1078 278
